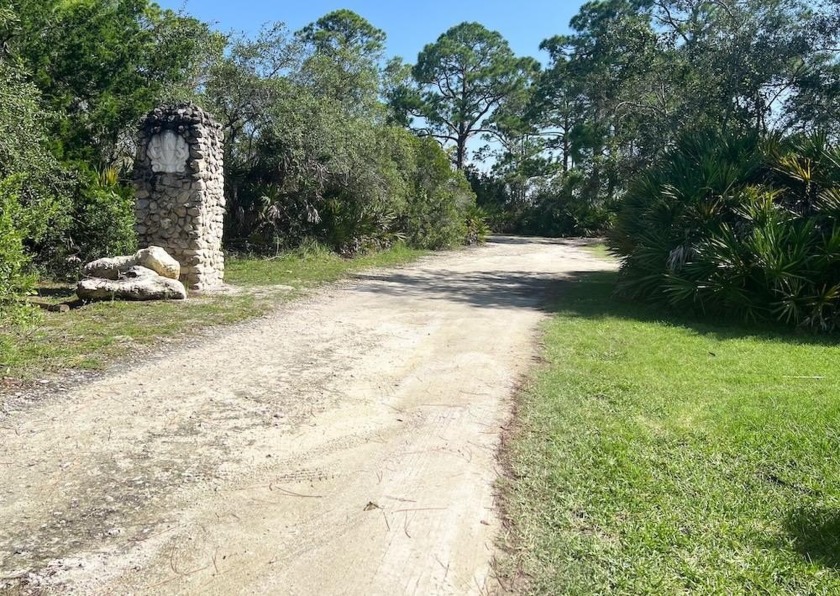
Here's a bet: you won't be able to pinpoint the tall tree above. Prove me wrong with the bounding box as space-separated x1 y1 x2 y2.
296 10 386 114
533 0 840 210
410 22 534 170
480 60 550 204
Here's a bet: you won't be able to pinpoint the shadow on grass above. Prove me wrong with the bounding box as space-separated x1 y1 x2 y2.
785 507 840 569
34 285 76 300
545 270 838 347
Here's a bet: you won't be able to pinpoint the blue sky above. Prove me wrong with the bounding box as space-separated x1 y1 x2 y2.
156 1 584 63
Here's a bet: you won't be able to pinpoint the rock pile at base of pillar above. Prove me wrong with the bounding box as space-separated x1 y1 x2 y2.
78 247 187 301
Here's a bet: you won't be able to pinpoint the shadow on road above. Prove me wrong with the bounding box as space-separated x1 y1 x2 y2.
489 235 604 247
352 269 577 311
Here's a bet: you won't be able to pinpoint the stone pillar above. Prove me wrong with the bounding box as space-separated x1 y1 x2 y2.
133 104 225 290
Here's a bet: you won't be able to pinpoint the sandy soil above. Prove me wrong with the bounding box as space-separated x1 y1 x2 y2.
0 237 612 595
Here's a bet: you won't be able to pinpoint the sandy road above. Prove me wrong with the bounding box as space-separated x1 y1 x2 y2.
0 237 611 595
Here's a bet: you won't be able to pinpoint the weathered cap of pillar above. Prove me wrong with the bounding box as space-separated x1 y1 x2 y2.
138 103 223 140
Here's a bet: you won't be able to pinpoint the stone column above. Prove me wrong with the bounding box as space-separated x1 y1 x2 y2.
133 104 225 290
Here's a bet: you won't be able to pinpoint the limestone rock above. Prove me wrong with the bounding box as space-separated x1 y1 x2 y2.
77 266 187 301
82 246 180 282
136 246 180 280
83 255 137 280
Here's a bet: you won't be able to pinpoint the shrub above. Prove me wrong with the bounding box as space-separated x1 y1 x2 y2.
0 63 71 320
0 177 37 324
0 63 73 250
463 205 491 245
518 172 614 237
610 131 840 332
70 166 137 263
401 136 476 250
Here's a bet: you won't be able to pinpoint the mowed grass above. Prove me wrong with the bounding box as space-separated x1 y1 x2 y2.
0 244 426 380
501 270 840 594
580 241 616 262
226 241 425 287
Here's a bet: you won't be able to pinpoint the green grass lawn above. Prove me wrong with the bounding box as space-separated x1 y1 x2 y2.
580 241 616 262
0 244 426 381
225 241 424 287
501 270 840 594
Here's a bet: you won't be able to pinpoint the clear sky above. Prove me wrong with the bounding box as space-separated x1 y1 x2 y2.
155 0 584 63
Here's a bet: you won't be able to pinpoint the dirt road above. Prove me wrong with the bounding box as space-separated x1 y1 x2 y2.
0 237 611 595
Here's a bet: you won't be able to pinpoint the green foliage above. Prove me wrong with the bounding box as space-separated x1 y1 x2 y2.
611 131 840 332
4 0 223 165
519 173 614 237
509 0 840 236
0 62 71 319
408 22 535 170
70 166 137 263
468 165 612 238
402 137 476 249
0 63 72 240
295 10 385 115
206 22 478 256
0 177 38 324
0 0 219 284
463 205 491 246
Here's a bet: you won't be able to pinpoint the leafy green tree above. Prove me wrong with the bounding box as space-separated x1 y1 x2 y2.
479 60 550 206
4 0 222 165
526 0 840 237
403 136 476 248
296 10 386 115
201 15 480 254
410 22 534 170
298 9 386 60
635 0 840 134
202 23 302 203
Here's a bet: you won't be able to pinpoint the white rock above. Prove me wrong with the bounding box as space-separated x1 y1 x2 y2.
83 247 180 281
77 266 186 301
83 255 137 280
136 246 181 280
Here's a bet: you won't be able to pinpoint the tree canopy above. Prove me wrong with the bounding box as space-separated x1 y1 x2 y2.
408 22 536 170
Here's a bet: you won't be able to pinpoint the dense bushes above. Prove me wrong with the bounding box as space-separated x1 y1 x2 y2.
402 137 479 249
610 132 840 332
467 167 612 238
220 93 479 255
211 22 481 256
515 172 613 237
0 178 36 322
0 63 72 321
70 166 137 263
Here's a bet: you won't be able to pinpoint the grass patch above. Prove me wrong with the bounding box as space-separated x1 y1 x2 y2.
0 244 426 381
580 242 616 262
226 241 425 287
501 271 840 594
